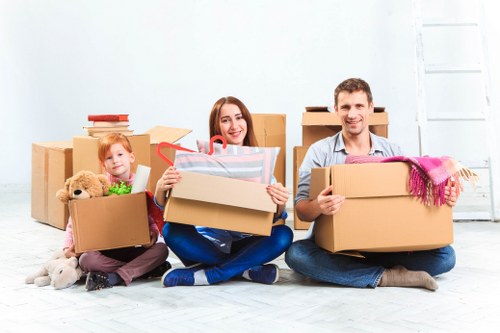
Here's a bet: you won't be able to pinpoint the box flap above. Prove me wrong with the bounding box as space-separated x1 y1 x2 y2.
146 126 192 144
302 111 388 126
170 171 276 213
331 162 410 198
309 167 331 200
33 141 72 150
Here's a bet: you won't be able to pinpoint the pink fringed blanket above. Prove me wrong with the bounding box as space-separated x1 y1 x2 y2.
345 155 478 206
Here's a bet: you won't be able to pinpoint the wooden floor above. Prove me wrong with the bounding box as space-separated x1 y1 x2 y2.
2 190 500 332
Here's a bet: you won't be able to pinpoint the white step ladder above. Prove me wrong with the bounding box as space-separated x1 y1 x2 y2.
413 0 498 221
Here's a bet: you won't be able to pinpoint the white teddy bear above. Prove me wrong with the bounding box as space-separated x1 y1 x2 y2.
25 250 83 290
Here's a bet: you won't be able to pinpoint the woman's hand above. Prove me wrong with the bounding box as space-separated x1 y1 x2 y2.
267 183 289 207
158 166 182 191
155 166 182 207
267 183 289 220
317 185 345 216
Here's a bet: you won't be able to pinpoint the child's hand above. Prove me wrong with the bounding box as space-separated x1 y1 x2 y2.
144 231 158 249
63 245 77 258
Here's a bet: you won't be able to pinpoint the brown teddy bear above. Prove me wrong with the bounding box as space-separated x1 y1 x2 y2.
25 249 84 289
56 170 111 203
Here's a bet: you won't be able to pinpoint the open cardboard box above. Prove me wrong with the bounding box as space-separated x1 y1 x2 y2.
310 162 453 253
302 107 388 146
164 171 277 236
72 126 191 193
31 142 73 230
69 192 150 253
146 126 192 192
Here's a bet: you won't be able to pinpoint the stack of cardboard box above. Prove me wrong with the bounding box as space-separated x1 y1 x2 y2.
293 107 389 230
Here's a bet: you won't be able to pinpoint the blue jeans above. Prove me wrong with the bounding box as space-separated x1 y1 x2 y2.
285 239 456 288
163 222 293 284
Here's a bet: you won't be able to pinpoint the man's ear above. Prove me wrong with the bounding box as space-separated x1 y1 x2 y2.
368 101 374 113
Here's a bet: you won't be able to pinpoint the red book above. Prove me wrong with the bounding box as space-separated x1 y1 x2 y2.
87 114 129 122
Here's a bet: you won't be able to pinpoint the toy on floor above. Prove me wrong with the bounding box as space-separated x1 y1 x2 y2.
25 250 83 289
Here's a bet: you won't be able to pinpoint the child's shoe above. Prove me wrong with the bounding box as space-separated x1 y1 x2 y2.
85 271 113 291
142 261 172 279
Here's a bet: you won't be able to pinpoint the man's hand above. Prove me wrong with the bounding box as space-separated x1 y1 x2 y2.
317 185 345 216
445 180 459 207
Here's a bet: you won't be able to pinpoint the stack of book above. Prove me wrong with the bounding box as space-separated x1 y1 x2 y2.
84 114 134 138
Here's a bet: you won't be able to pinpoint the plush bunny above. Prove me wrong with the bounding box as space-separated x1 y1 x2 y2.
25 250 83 290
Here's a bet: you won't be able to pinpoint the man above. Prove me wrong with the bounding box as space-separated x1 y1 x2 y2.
285 78 457 291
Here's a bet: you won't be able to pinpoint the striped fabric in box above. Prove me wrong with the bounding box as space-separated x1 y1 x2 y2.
172 140 279 184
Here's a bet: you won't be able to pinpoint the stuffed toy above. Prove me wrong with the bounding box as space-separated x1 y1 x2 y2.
56 170 111 203
25 250 83 289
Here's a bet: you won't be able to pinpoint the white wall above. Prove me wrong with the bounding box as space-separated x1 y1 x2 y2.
1 0 497 193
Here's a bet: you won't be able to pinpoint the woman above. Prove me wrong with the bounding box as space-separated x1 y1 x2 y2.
155 96 293 287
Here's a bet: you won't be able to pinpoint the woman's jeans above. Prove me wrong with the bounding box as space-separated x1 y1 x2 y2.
163 222 293 284
285 239 456 288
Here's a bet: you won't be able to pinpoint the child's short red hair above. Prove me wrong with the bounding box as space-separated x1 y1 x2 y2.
98 133 133 163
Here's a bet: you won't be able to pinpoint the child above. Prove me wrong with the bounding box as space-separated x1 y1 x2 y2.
63 133 170 291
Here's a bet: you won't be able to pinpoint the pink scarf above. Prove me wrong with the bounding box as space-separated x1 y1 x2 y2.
345 155 478 206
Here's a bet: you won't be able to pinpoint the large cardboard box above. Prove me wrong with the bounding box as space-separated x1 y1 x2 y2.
310 162 453 253
293 146 311 230
31 142 73 230
252 114 286 186
69 192 150 253
73 127 191 192
164 171 277 236
302 108 388 146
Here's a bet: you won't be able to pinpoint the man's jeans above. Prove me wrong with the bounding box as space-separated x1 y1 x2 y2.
285 239 456 288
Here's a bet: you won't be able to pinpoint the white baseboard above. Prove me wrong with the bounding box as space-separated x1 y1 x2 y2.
0 184 30 193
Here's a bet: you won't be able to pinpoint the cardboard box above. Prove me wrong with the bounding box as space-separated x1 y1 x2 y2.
73 126 191 193
252 114 286 186
293 146 311 230
310 162 453 253
73 134 151 175
146 126 192 192
69 192 150 253
164 171 277 236
302 108 388 146
31 142 73 230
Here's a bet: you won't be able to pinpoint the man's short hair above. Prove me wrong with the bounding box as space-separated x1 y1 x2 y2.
334 78 373 106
